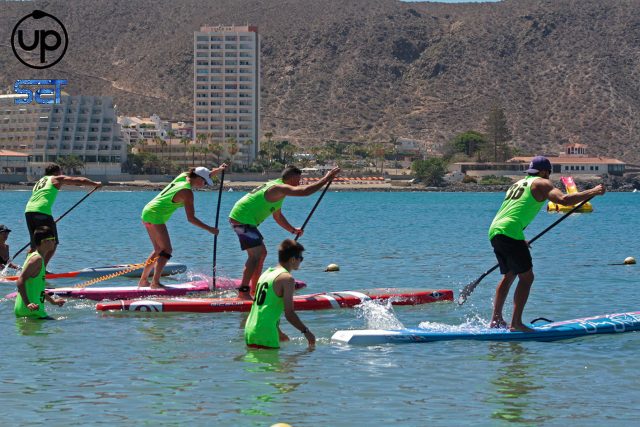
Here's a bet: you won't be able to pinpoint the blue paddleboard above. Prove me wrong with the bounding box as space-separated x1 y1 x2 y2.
331 311 640 346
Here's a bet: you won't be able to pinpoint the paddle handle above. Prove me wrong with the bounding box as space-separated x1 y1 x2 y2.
12 186 100 260
457 196 595 305
295 179 332 241
212 170 225 290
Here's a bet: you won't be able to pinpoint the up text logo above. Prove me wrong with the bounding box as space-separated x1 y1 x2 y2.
11 10 68 69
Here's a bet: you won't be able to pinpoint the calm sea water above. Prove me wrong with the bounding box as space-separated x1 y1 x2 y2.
0 189 638 426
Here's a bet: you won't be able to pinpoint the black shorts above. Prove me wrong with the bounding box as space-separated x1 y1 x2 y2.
490 234 532 275
25 212 58 249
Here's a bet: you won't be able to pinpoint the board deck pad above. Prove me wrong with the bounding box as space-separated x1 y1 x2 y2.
5 278 307 301
95 288 453 313
331 311 640 345
0 262 187 282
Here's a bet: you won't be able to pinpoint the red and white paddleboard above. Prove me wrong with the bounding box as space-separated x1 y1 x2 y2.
95 288 453 313
5 278 307 301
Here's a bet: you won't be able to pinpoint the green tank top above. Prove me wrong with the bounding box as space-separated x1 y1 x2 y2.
25 175 59 215
229 179 285 226
141 173 191 224
489 176 545 241
14 251 48 319
244 266 289 348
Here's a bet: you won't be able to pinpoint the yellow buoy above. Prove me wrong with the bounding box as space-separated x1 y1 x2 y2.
271 424 292 427
325 263 340 272
624 256 636 265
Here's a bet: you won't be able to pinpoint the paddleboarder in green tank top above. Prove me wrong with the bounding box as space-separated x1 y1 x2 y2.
229 165 340 299
139 165 226 288
25 163 102 266
245 239 315 349
488 156 605 332
14 226 65 319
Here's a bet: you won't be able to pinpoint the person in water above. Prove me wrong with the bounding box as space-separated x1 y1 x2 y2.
0 224 20 271
229 165 340 299
14 226 65 319
139 165 226 288
488 156 606 332
25 163 102 266
244 239 315 349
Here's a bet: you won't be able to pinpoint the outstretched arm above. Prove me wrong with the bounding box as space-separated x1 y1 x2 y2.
178 189 219 235
534 179 606 205
53 175 102 189
266 167 340 199
209 163 228 177
272 209 301 237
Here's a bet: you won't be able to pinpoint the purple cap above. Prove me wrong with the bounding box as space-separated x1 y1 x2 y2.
525 156 552 174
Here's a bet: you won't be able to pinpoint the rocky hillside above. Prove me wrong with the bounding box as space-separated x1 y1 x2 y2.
2 0 640 163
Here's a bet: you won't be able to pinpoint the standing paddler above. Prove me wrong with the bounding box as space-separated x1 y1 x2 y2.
244 239 315 349
25 163 102 267
229 165 340 299
488 156 605 332
139 165 226 288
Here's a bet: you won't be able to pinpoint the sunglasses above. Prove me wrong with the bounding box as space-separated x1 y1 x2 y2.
42 237 56 242
295 255 304 262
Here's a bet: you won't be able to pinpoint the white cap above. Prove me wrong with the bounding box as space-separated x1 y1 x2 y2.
194 166 213 186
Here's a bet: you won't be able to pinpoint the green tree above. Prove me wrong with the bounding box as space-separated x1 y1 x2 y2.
411 158 448 186
209 141 223 165
57 155 85 175
243 139 253 168
449 131 488 157
484 104 513 162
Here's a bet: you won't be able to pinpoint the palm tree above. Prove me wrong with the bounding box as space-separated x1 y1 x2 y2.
180 137 190 169
153 136 163 161
166 130 175 162
188 143 198 166
241 139 253 169
226 137 239 170
209 141 223 165
196 133 207 163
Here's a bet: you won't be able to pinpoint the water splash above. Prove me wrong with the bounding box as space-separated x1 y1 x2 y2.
418 313 495 333
354 299 404 330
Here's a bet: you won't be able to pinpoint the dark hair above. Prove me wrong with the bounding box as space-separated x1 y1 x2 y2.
33 226 55 247
281 165 302 180
278 239 304 263
45 163 61 175
186 167 199 179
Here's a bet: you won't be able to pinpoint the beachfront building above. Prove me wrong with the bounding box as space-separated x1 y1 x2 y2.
194 25 260 168
452 152 625 177
0 150 28 182
0 94 125 177
119 115 196 169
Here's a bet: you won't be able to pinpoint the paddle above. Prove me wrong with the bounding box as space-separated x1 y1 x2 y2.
294 179 333 242
212 169 225 290
70 256 158 289
457 196 594 305
11 186 100 261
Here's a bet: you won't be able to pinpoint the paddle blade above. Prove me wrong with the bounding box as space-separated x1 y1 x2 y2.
457 278 481 305
457 263 499 305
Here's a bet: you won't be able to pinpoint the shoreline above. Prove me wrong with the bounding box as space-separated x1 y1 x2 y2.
0 181 637 192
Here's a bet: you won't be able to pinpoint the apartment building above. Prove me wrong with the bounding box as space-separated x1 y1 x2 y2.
0 94 125 176
194 25 260 167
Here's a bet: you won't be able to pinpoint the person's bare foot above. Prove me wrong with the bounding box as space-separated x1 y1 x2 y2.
490 318 508 329
237 291 253 301
138 280 151 287
149 283 166 289
510 323 536 333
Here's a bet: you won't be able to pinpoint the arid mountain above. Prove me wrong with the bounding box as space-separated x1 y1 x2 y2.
2 0 640 163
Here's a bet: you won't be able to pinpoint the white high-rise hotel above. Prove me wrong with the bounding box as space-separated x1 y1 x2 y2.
194 25 260 166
